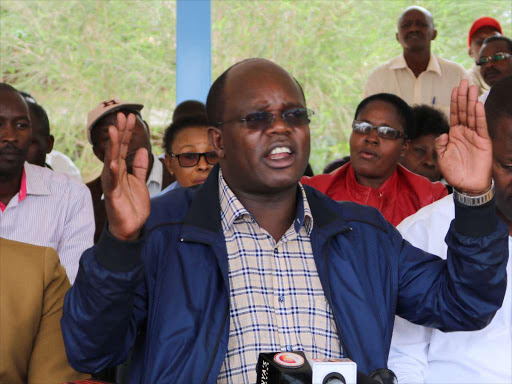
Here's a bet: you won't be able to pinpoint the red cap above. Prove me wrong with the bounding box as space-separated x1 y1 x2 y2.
468 17 502 47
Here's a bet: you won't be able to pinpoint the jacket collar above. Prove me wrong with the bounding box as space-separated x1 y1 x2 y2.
181 164 350 238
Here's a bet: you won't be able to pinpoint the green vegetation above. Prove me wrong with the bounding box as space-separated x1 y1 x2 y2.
1 0 510 180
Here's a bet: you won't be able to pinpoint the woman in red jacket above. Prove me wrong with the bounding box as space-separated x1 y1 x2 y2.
302 93 447 226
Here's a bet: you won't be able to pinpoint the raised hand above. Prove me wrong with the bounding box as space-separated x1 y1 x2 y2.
435 79 492 195
102 112 150 240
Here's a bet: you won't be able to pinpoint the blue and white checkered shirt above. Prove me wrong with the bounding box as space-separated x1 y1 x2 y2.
217 171 342 383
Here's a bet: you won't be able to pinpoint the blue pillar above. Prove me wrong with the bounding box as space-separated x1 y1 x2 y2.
176 0 211 104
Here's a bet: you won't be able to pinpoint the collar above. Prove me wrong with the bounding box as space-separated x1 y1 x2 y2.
390 53 442 76
147 153 163 189
24 162 51 196
218 169 313 236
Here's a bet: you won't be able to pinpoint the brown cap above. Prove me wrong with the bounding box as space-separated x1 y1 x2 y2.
86 99 143 144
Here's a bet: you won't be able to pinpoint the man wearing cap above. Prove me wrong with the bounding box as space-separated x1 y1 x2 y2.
86 99 174 243
0 83 94 284
363 6 468 118
467 16 502 95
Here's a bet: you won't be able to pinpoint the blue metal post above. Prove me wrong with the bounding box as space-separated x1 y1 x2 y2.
176 0 211 104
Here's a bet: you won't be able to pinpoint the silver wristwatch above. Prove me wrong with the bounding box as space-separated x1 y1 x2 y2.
453 179 495 206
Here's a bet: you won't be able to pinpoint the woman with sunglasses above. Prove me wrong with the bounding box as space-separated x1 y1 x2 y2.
302 93 447 226
159 114 218 194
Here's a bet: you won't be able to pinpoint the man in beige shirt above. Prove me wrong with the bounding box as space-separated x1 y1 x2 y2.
466 17 502 96
363 6 468 118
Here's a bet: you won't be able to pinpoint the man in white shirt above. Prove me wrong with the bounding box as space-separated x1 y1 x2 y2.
388 76 512 383
85 99 174 242
363 6 468 118
0 83 94 284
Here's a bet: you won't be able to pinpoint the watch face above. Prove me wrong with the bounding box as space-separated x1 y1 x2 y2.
273 352 305 368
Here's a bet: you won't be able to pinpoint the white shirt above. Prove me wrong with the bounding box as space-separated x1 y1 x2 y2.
363 54 468 118
0 163 95 284
479 90 489 105
388 194 511 383
46 150 82 182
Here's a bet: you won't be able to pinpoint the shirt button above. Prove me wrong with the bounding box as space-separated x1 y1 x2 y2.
286 345 293 352
274 248 278 254
278 295 284 303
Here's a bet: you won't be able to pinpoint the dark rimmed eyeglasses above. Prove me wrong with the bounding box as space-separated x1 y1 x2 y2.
216 107 314 130
476 52 512 66
170 151 219 167
352 120 406 139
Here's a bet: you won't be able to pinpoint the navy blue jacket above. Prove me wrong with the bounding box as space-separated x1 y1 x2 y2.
62 166 508 383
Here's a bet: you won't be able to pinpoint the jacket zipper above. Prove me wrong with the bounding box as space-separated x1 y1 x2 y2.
324 233 353 361
202 305 230 384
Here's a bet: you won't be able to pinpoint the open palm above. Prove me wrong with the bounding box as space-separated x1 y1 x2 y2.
102 113 150 240
435 80 492 195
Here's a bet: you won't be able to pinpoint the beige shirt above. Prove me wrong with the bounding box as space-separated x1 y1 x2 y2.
363 54 468 118
467 62 490 96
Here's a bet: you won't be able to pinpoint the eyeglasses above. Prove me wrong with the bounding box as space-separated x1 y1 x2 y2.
352 120 406 139
216 107 314 130
171 151 219 167
476 52 512 66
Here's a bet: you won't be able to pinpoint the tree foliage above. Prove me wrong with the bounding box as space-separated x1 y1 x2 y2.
1 0 510 179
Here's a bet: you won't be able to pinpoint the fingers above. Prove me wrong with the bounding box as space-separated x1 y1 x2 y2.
457 79 469 126
449 86 459 127
132 147 150 183
475 101 490 140
102 125 120 194
466 84 478 130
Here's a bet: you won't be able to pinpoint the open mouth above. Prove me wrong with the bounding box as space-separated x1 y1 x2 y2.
264 145 296 168
360 149 378 160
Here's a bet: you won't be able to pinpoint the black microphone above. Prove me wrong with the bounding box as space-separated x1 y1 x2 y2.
256 351 395 384
369 368 398 384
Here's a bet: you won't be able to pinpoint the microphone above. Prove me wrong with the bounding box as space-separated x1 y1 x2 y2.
256 351 397 384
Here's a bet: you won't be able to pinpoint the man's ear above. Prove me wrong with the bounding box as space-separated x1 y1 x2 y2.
432 29 437 41
401 139 409 157
47 135 55 154
395 32 399 43
208 126 225 159
468 47 474 58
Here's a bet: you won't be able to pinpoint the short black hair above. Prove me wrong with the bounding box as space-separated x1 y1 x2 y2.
481 35 512 53
485 75 512 139
354 93 414 138
162 116 209 154
172 100 207 122
323 156 351 174
0 82 19 93
19 91 51 137
206 58 306 127
409 104 449 140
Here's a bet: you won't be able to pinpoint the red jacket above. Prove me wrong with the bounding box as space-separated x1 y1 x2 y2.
301 162 448 226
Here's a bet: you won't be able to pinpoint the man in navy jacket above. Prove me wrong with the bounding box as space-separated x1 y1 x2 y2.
62 59 508 383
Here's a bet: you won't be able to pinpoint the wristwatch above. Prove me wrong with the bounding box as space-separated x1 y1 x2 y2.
453 179 495 206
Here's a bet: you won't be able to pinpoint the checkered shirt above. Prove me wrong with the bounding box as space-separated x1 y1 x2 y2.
217 171 342 384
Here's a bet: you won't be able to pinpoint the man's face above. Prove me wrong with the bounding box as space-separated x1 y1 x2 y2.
211 61 310 195
26 107 53 167
396 9 436 52
469 26 500 59
92 111 151 173
0 90 31 178
479 41 512 87
349 100 407 184
400 134 441 181
492 117 512 226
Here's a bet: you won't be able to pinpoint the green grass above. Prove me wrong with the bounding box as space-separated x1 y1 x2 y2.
1 0 510 180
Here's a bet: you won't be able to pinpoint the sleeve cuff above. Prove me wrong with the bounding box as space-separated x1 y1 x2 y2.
95 224 145 272
454 196 497 237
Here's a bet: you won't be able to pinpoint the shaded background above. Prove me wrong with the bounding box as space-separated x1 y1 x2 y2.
1 0 510 180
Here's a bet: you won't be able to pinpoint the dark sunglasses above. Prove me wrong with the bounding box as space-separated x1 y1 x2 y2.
476 52 511 66
352 120 405 139
216 107 314 130
171 151 219 167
